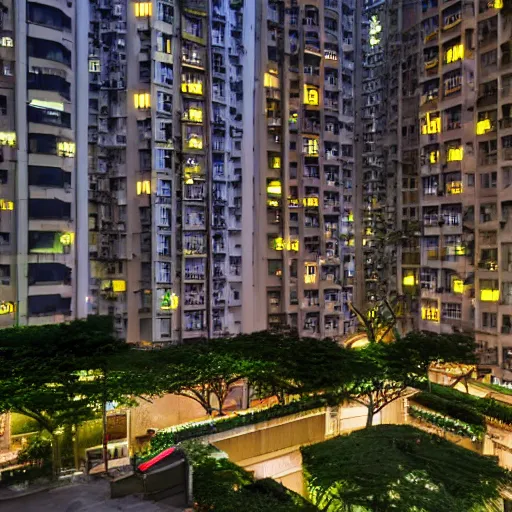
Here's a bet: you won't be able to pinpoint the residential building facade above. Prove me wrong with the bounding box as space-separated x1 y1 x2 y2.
0 0 89 329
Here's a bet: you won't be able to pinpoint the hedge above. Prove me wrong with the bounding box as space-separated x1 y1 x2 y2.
429 384 512 426
412 392 485 427
148 396 328 456
0 464 51 487
409 406 484 440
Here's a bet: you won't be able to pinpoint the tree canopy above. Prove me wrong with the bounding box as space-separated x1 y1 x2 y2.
302 424 511 512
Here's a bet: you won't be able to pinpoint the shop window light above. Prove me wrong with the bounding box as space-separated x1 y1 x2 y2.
134 92 150 109
161 291 179 310
267 180 282 196
0 132 16 146
135 2 152 17
89 60 100 73
476 119 492 135
445 44 464 64
0 301 15 315
57 141 75 157
421 306 439 322
304 86 319 106
421 113 441 135
0 199 13 210
447 146 463 161
264 72 279 88
480 289 499 301
137 180 151 195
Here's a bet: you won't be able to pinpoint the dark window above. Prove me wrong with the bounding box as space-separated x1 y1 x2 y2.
0 95 6 115
28 263 71 285
28 37 71 67
28 166 71 187
28 199 71 220
28 294 71 316
0 264 10 285
29 133 58 154
28 72 71 100
0 169 7 184
28 2 72 31
28 105 71 128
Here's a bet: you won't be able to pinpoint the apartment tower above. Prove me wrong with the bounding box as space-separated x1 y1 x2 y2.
0 1 89 329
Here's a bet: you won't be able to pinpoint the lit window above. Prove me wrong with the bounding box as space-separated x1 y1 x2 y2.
0 199 13 210
0 37 13 47
304 86 319 105
271 156 281 169
273 237 299 251
494 0 503 7
59 232 74 246
57 141 75 157
421 306 439 322
0 301 15 315
429 150 439 164
476 118 492 135
403 273 416 286
369 15 382 46
304 263 317 284
161 290 179 310
187 134 203 149
481 289 499 301
445 44 464 64
112 280 126 292
137 180 151 195
135 2 152 17
89 60 100 73
421 112 441 135
452 278 464 294
447 146 463 161
134 92 150 109
181 75 203 95
446 181 463 194
185 107 203 123
303 197 319 207
304 138 319 155
264 72 279 88
0 132 16 146
267 180 282 196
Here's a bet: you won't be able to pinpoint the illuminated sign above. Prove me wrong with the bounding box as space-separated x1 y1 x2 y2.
0 302 15 315
161 291 179 310
369 15 382 46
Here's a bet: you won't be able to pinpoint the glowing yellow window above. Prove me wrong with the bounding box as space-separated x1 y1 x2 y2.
112 280 126 292
304 86 319 105
181 80 203 95
0 199 13 210
494 0 503 7
264 72 279 88
135 2 152 17
476 119 492 135
57 141 75 157
187 135 203 149
186 108 203 123
161 291 179 310
421 306 439 322
369 15 382 46
303 197 319 207
0 132 16 146
445 44 464 64
0 37 13 47
137 180 151 195
446 181 463 194
89 60 100 73
403 274 416 286
452 278 464 294
421 113 441 135
447 146 463 162
134 92 150 109
0 301 15 315
304 264 317 284
59 232 74 246
267 181 282 196
481 289 499 302
429 150 439 164
304 138 319 155
271 156 281 169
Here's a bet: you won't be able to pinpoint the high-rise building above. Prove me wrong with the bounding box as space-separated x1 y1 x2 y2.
0 1 89 328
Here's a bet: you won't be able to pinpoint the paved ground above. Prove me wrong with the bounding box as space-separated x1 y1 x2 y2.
0 480 185 512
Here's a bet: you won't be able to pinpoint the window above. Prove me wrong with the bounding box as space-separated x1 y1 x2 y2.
156 120 172 141
442 302 461 320
0 96 6 115
157 262 171 283
27 38 71 67
157 2 174 23
154 148 170 170
481 172 497 188
156 31 172 54
155 62 173 86
89 59 100 73
157 234 170 256
482 312 497 329
183 14 202 38
28 2 72 31
28 72 71 101
159 318 171 337
157 179 171 197
134 92 150 109
135 2 152 16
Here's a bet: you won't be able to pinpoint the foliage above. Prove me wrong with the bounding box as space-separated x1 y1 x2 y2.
302 424 511 512
148 396 327 456
409 406 484 440
17 435 53 465
471 380 512 397
0 464 52 488
192 456 317 511
411 392 485 427
10 413 41 436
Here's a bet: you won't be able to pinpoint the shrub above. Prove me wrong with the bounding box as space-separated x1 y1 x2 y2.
17 435 52 466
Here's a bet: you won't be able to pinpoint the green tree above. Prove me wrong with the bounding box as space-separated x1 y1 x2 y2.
302 424 511 512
